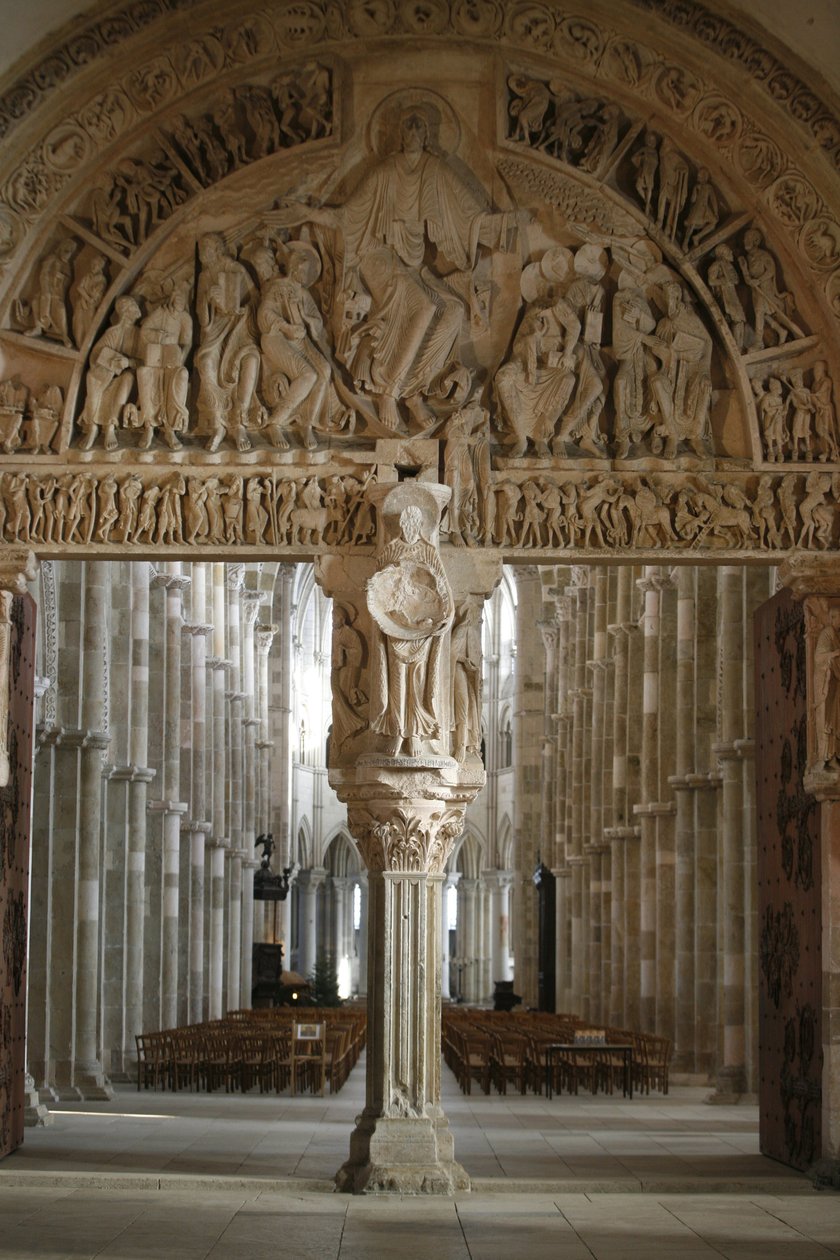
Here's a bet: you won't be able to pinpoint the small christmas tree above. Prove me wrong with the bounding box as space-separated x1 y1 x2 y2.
309 953 342 1006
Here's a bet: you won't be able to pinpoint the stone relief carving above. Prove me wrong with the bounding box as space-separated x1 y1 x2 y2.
330 602 368 752
752 363 838 465
87 151 189 254
166 67 333 186
367 502 454 757
450 596 482 765
0 471 379 550
268 93 520 435
804 598 840 794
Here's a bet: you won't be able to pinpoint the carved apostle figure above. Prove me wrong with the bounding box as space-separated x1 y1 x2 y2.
649 282 713 459
23 239 77 345
77 296 142 451
194 232 261 452
270 100 517 433
257 240 345 449
813 605 840 768
136 280 193 450
367 504 454 757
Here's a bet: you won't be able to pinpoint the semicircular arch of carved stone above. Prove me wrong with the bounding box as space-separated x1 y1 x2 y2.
0 6 836 562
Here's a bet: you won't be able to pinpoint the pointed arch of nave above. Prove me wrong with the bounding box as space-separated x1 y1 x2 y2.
0 0 835 566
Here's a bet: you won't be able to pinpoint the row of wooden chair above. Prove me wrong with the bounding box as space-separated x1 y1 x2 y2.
442 1009 672 1097
136 1009 366 1096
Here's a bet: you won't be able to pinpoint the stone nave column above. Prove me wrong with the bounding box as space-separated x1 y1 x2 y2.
672 566 698 1072
255 621 279 946
225 566 244 1012
484 870 514 986
157 565 190 1031
240 589 262 1006
74 561 113 1098
297 866 327 976
441 871 460 1000
635 567 660 1034
317 481 501 1194
512 567 544 1010
207 563 229 1020
183 564 212 1024
606 566 634 1028
714 565 748 1098
124 562 154 1066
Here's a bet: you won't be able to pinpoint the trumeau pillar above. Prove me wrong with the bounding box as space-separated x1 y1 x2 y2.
317 480 501 1195
779 558 840 1178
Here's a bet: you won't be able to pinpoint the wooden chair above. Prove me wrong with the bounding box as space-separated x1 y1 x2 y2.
292 1022 327 1096
491 1030 530 1095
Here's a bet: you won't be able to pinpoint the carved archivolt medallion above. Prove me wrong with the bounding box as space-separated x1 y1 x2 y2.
0 7 835 562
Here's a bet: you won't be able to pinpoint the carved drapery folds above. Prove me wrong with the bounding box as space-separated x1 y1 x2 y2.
0 24 836 562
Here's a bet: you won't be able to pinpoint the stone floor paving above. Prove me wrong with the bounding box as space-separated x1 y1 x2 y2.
0 1059 838 1257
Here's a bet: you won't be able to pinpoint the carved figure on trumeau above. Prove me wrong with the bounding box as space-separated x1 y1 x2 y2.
331 602 367 751
269 95 519 435
78 296 142 451
71 255 108 349
367 500 454 758
136 280 193 450
451 596 482 765
19 239 76 345
195 232 260 452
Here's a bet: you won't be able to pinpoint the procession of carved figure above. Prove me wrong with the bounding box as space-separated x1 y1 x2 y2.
753 363 839 464
367 503 454 757
0 467 835 553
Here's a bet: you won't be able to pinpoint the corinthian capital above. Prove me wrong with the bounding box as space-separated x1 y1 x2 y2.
348 803 465 875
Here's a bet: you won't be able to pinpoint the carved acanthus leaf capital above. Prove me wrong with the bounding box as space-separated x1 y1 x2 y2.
255 622 280 652
348 804 465 875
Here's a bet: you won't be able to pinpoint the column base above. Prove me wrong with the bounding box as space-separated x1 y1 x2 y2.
706 1065 751 1104
23 1076 53 1127
335 1110 470 1195
73 1064 115 1101
810 1157 840 1190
